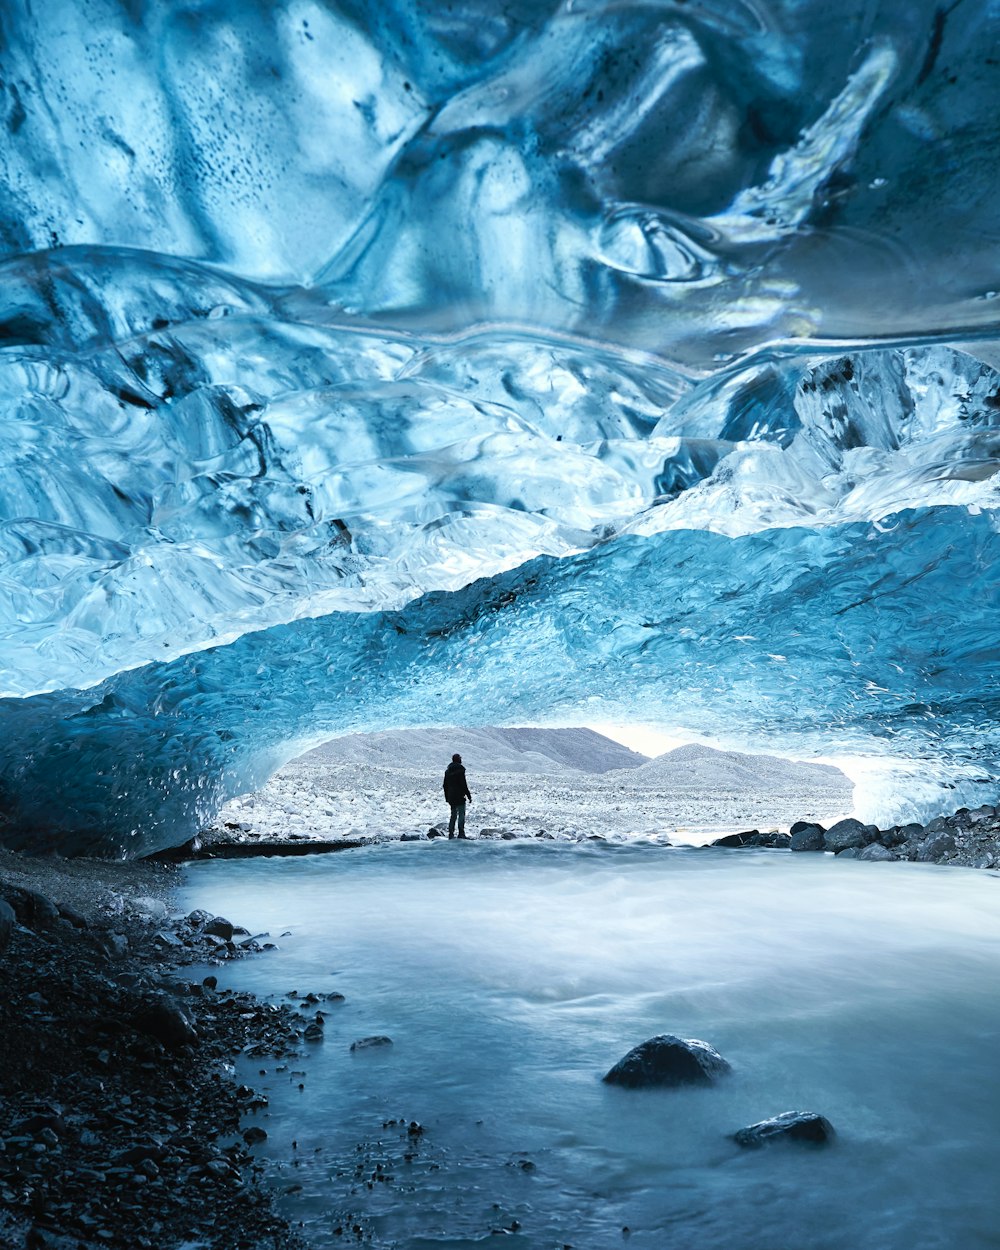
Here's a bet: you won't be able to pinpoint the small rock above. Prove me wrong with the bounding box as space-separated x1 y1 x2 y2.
132 896 168 920
56 903 88 929
876 826 909 848
835 847 859 859
350 1036 393 1052
733 1110 835 1148
857 843 896 862
243 1126 268 1145
400 833 424 842
602 1034 730 1089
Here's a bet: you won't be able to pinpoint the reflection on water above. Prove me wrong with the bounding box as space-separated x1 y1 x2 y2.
181 842 1000 1249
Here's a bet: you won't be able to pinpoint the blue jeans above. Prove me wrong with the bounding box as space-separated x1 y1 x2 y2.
448 802 466 835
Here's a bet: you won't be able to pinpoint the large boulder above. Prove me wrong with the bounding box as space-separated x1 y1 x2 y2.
602 1034 730 1089
789 824 825 852
822 818 869 853
733 1111 835 1148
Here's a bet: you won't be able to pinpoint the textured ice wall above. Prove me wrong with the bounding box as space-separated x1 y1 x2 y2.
2 1 1000 853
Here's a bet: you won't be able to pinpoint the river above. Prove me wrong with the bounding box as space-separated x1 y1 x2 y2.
181 840 1000 1249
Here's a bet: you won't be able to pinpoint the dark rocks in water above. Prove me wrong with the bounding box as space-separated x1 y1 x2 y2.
916 830 957 862
789 823 825 852
350 1035 393 1051
789 820 824 836
835 847 859 859
203 915 235 941
711 830 759 847
0 897 14 953
876 825 911 848
400 832 424 841
132 996 198 1049
602 1034 731 1089
711 830 791 849
857 842 897 862
822 818 870 852
244 1126 268 1145
733 1110 835 1148
427 827 447 838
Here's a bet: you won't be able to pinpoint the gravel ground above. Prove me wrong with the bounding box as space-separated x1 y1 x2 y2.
0 849 313 1250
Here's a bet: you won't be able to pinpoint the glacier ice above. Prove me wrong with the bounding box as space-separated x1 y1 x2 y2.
2 0 1000 854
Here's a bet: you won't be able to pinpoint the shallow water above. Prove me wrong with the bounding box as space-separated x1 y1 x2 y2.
182 842 1000 1250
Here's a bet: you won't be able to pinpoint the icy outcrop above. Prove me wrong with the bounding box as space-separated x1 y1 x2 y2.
2 1 1000 853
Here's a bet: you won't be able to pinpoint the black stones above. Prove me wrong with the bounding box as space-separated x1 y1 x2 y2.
732 1110 835 1148
822 818 870 852
350 1036 393 1052
602 1034 730 1089
789 823 825 852
132 997 198 1049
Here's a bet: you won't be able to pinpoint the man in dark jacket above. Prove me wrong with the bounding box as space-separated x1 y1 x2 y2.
442 753 472 838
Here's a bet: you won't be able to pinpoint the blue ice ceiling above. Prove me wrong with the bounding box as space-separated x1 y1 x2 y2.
2 0 1000 855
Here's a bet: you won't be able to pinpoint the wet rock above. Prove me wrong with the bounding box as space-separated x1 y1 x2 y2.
711 831 759 848
350 1036 393 1052
857 843 896 862
733 1110 835 1148
204 916 235 941
0 897 14 953
789 824 825 852
916 831 957 862
835 847 859 859
712 830 790 849
132 997 198 1049
427 827 447 838
399 833 424 842
822 819 870 852
243 1126 268 1145
602 1034 731 1088
898 823 926 842
923 815 951 834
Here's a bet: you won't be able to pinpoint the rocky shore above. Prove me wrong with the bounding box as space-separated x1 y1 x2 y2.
0 849 311 1250
711 803 1000 868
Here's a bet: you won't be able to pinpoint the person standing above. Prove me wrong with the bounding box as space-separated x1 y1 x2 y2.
443 753 472 838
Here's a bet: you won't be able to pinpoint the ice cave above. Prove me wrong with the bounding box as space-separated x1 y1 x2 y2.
2 0 1000 855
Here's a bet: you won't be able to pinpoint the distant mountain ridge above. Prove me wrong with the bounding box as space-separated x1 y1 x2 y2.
626 743 849 792
303 726 650 775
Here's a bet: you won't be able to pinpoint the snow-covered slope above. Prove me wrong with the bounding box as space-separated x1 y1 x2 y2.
626 743 849 793
301 726 649 775
211 731 854 845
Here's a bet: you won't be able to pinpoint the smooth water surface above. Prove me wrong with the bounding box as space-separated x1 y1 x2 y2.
182 843 1000 1249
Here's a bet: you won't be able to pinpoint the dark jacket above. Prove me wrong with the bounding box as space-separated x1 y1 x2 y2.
443 762 471 805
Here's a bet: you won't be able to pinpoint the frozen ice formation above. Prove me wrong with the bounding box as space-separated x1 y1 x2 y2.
2 1 1000 854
